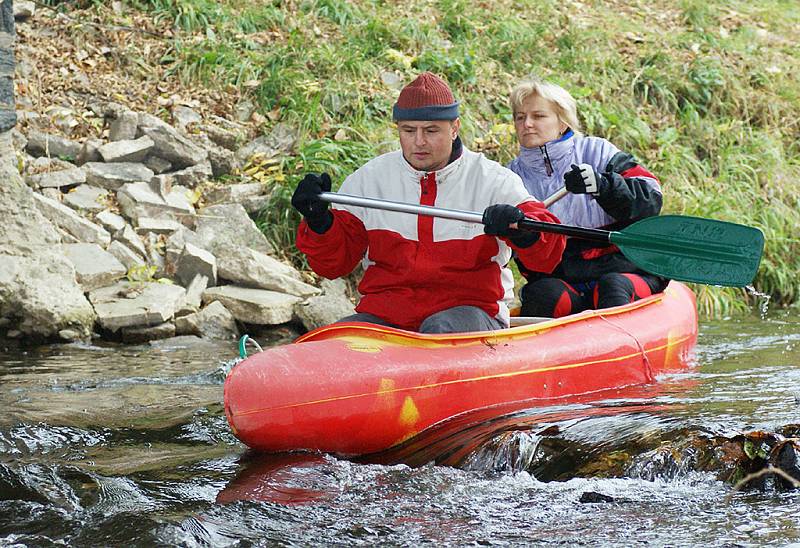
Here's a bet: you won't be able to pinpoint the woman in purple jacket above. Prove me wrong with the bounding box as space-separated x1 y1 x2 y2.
508 79 668 318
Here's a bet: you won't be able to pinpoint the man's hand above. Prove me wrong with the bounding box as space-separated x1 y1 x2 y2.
291 173 333 233
482 204 540 248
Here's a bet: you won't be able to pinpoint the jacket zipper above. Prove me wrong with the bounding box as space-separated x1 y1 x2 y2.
540 144 554 176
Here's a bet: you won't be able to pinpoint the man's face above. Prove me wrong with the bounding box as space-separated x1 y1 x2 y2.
397 119 460 172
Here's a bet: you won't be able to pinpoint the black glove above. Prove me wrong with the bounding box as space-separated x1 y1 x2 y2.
482 204 540 248
291 173 333 234
564 163 606 195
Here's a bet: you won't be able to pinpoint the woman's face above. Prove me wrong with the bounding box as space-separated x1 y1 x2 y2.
513 94 567 148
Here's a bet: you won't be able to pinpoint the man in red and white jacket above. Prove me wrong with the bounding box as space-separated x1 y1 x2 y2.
291 72 565 333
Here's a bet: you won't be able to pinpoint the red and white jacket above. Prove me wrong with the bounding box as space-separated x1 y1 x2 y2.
296 146 565 330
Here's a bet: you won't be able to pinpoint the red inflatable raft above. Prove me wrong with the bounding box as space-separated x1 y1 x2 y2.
224 281 698 456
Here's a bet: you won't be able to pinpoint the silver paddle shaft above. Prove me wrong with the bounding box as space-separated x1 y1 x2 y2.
319 192 483 223
318 187 567 224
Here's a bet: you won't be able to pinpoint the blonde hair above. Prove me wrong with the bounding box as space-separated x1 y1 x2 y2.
509 79 582 134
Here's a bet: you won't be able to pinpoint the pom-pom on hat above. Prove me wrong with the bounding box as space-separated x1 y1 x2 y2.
393 72 460 121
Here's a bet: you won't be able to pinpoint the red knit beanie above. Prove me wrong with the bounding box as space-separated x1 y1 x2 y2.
393 72 460 121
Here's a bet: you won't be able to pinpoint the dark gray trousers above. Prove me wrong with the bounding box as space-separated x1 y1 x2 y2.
338 305 504 334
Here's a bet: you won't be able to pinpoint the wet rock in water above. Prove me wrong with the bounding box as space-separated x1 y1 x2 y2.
174 300 238 340
579 491 615 504
121 321 176 343
779 424 800 438
769 439 800 490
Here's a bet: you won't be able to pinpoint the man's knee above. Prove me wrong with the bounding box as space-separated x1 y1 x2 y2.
337 312 397 328
419 306 499 334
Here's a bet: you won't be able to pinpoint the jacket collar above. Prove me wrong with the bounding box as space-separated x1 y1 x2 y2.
517 129 575 173
402 136 465 181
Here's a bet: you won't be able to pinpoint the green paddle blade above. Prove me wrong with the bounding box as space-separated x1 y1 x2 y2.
610 215 765 287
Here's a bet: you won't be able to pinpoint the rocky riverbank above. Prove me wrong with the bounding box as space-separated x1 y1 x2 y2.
0 3 355 344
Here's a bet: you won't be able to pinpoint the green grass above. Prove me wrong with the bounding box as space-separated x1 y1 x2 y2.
74 0 800 317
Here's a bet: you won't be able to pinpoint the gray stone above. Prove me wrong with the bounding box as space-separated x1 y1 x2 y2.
180 273 208 313
195 203 273 255
235 123 298 164
0 128 95 339
75 138 103 165
26 167 86 189
27 155 74 172
164 227 191 277
61 243 127 292
58 329 82 341
40 187 62 201
14 1 36 20
175 300 238 340
206 144 238 178
107 240 146 270
114 224 147 258
25 130 81 160
241 194 271 215
108 109 138 142
96 209 127 234
32 192 111 246
15 110 42 126
204 182 264 205
88 281 187 331
215 247 319 298
121 321 176 343
0 44 12 75
98 135 154 163
48 106 79 137
149 174 172 199
87 100 119 119
63 185 108 212
144 155 172 174
0 108 16 133
0 127 95 337
138 122 207 169
172 105 202 130
202 285 300 325
143 232 166 278
11 128 27 151
176 242 216 286
55 226 79 244
201 121 245 151
135 217 184 235
116 181 195 225
0 253 95 339
84 162 154 190
294 278 355 331
168 160 212 189
233 100 255 123
135 112 172 131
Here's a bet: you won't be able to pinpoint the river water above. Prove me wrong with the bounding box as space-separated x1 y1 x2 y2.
1 311 799 546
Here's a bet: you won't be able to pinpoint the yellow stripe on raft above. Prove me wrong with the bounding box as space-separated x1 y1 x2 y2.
295 293 667 349
231 331 694 418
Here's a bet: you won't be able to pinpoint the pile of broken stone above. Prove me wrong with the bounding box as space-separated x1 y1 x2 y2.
6 102 355 344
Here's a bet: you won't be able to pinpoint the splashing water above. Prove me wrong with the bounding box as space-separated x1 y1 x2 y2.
745 285 772 318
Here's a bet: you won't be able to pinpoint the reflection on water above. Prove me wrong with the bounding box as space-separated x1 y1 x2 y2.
1 314 799 546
